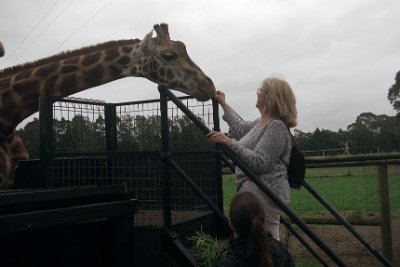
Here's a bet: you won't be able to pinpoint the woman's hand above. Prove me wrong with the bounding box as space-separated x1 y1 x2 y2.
207 131 231 145
215 90 230 112
215 90 226 105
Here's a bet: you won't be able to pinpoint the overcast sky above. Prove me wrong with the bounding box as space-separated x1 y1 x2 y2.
1 0 399 133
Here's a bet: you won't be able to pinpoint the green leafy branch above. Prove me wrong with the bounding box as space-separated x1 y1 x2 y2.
187 226 227 267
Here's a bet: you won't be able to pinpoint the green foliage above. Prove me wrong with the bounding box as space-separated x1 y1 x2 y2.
17 113 213 156
388 70 400 113
223 164 400 216
17 118 40 159
187 227 226 267
294 113 400 152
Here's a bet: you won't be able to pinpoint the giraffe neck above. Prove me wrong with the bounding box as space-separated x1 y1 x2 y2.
0 39 148 136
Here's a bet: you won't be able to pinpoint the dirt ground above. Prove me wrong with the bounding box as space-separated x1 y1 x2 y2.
134 210 399 266
281 218 400 266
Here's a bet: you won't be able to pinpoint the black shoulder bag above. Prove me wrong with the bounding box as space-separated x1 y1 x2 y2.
287 131 305 189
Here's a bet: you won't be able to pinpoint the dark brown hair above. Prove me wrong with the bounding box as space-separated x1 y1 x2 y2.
229 192 274 267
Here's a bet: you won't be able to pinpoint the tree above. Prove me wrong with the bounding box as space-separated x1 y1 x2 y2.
388 70 400 114
17 118 40 159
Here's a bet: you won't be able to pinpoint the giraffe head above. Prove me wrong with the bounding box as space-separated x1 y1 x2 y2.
137 24 216 101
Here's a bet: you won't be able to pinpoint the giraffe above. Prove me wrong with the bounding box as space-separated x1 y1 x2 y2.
0 23 216 189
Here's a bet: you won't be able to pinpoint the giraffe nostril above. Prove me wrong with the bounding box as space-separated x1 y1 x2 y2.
205 76 213 84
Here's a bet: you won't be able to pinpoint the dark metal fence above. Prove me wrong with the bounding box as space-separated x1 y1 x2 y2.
39 93 219 227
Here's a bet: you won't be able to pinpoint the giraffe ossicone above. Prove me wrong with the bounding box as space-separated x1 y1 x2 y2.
0 23 216 189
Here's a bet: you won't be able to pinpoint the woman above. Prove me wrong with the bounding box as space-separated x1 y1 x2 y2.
212 191 294 267
207 77 297 240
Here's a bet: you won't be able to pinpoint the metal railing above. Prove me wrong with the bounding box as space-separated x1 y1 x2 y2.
157 84 396 267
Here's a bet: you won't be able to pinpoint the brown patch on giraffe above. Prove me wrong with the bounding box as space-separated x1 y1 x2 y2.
142 64 150 73
1 91 15 110
43 75 59 95
167 69 174 80
14 70 32 81
61 65 79 74
122 46 133 53
159 68 166 77
130 66 137 76
84 64 104 87
105 49 119 61
150 72 158 81
169 81 179 88
64 57 80 64
117 56 131 65
109 65 123 79
0 118 15 135
21 89 40 104
59 76 78 94
82 53 101 67
0 77 11 88
14 81 40 96
35 63 59 77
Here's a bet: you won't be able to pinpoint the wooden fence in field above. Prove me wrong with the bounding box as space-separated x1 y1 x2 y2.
222 152 400 264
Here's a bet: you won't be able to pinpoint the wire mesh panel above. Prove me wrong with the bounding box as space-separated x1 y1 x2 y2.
52 98 106 153
114 97 216 226
115 97 214 153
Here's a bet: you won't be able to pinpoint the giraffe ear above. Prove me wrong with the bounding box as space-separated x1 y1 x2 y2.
140 30 153 55
154 23 170 41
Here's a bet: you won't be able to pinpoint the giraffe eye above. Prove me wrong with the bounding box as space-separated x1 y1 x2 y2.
162 52 178 61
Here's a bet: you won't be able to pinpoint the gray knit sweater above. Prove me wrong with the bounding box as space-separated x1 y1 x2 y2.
223 108 292 204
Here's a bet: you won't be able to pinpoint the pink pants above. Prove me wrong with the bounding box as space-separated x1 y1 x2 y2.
239 179 281 240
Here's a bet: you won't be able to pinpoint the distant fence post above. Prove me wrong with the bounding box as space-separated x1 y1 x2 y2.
377 164 393 262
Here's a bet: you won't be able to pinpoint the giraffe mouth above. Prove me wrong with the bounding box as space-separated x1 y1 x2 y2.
196 77 216 101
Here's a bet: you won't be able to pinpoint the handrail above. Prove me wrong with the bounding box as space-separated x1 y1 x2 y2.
158 85 348 267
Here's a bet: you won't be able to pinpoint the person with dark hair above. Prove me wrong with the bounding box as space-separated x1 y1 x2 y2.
208 77 297 240
212 192 294 267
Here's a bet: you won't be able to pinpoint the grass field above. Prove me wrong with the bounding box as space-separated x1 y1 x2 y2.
222 165 400 217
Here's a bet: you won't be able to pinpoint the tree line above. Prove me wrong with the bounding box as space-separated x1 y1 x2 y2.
294 112 399 155
17 111 399 159
17 114 213 159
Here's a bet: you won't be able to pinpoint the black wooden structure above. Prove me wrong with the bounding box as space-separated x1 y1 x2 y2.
0 184 136 267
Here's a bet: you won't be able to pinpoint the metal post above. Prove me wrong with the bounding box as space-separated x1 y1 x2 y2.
212 99 224 214
377 164 393 263
105 104 117 152
39 96 54 187
159 84 172 229
105 104 117 184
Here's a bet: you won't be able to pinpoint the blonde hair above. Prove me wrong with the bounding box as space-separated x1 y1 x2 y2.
259 77 297 128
